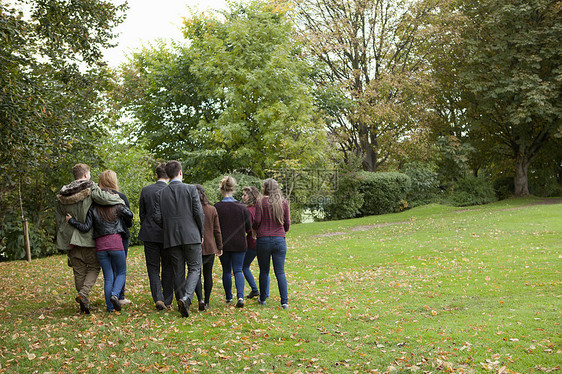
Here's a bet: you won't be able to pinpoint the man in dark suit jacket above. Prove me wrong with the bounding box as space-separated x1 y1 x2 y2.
154 160 204 317
139 163 173 310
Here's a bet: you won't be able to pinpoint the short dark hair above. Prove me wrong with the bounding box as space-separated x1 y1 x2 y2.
156 163 167 179
165 160 182 179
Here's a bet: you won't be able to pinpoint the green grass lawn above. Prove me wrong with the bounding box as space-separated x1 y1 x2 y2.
0 197 560 373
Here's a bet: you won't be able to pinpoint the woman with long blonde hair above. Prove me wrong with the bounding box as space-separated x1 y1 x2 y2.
253 178 290 309
98 170 133 307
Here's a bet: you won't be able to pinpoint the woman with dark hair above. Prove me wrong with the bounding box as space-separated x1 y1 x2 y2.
214 176 251 308
241 186 262 299
253 178 290 309
194 184 223 311
66 189 133 312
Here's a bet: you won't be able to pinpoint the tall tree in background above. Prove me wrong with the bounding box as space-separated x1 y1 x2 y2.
118 1 327 181
296 0 441 171
0 1 126 259
452 0 561 196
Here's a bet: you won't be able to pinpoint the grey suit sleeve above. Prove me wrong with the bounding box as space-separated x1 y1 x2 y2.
139 189 146 225
153 190 163 228
191 186 204 239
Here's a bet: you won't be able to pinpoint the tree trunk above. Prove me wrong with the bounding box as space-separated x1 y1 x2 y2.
362 147 378 172
514 155 530 197
358 123 378 172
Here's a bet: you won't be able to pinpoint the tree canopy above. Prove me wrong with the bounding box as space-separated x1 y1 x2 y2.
296 0 441 171
0 0 126 259
432 0 562 196
118 1 328 182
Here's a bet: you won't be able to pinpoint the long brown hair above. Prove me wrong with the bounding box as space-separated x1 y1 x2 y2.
262 178 284 225
243 186 261 207
96 188 118 222
195 184 210 206
99 170 119 191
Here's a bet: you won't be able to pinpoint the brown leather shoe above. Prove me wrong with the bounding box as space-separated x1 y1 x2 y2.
76 295 90 314
155 300 166 310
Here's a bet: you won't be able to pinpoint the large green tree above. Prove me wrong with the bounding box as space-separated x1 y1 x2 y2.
0 1 126 259
296 0 442 171
448 0 561 196
118 1 327 182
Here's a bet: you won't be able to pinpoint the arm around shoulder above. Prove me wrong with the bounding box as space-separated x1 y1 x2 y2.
91 184 124 205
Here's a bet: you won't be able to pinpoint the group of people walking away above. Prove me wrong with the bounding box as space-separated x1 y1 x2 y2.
55 161 290 316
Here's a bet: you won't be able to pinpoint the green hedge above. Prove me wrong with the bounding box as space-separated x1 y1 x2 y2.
449 176 497 206
201 173 263 204
324 171 363 220
402 161 440 207
0 213 56 261
358 171 411 216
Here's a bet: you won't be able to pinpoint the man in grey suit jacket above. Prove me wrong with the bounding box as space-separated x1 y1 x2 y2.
139 163 173 310
154 160 204 317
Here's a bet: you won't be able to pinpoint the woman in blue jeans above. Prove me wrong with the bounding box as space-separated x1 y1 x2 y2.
241 186 262 299
66 189 132 312
253 178 290 309
214 176 251 308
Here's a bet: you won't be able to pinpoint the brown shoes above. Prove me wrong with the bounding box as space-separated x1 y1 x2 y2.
110 295 121 311
76 295 90 314
155 300 166 310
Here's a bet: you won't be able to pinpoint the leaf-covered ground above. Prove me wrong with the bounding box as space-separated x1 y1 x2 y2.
0 198 560 373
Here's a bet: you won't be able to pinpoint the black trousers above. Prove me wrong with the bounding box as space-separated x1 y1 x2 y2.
143 241 173 306
195 254 216 304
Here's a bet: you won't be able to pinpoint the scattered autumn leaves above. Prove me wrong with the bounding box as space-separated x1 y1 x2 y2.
0 201 560 373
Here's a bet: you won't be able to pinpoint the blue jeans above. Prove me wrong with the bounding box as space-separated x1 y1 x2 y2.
219 251 245 300
243 249 258 292
256 236 288 305
112 237 129 300
97 250 127 311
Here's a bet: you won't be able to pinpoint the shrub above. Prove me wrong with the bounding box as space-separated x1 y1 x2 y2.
0 213 56 261
450 176 497 206
201 173 263 204
529 169 562 197
402 161 439 207
493 175 514 200
324 170 364 220
358 171 411 216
